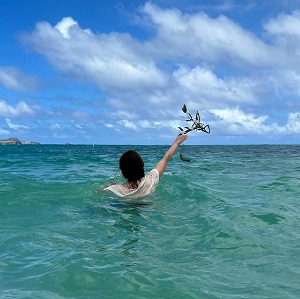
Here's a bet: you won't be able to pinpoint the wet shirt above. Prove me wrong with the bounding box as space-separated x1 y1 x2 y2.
104 169 159 198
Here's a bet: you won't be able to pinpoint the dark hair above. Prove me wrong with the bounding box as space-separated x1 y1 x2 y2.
119 150 145 189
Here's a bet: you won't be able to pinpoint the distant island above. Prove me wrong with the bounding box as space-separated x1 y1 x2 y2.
0 138 39 145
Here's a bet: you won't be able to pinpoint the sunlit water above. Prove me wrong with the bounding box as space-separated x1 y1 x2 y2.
1 144 300 298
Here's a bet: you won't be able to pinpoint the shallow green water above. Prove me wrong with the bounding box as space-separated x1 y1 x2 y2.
1 144 300 298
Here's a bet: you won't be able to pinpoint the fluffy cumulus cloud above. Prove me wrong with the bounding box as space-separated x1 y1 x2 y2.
0 67 38 91
173 66 258 105
21 17 167 90
11 2 300 142
142 3 277 66
264 10 300 37
0 99 38 117
209 107 300 135
286 112 300 133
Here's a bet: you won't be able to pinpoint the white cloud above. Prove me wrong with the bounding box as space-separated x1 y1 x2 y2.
5 118 29 130
50 123 61 130
142 2 274 66
106 118 182 133
139 120 152 128
0 67 38 91
173 66 257 104
119 119 138 130
209 107 300 135
0 99 37 117
286 112 300 133
55 17 77 38
210 107 268 131
263 10 300 67
141 3 300 71
105 123 114 129
264 70 300 98
21 17 167 90
264 10 300 37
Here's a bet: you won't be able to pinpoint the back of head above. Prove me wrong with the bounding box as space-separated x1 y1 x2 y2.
119 150 145 183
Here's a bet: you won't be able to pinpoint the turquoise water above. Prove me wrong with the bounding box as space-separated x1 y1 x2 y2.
1 144 300 298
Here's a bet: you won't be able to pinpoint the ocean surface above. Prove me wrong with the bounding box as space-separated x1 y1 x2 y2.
0 144 299 299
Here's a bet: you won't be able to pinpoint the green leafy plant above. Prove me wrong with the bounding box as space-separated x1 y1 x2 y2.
178 104 210 135
178 104 210 162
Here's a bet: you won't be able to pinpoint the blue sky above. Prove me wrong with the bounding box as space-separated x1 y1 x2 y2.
1 0 300 144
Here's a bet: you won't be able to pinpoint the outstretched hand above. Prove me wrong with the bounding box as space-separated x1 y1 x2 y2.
175 134 188 145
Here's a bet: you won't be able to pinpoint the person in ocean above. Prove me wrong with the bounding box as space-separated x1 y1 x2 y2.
104 134 188 198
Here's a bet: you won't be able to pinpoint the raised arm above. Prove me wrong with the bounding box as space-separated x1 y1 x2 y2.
155 134 188 177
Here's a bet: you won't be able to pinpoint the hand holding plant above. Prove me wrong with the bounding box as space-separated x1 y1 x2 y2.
178 104 210 162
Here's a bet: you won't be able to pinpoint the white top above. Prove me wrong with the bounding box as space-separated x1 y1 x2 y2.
104 169 160 198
